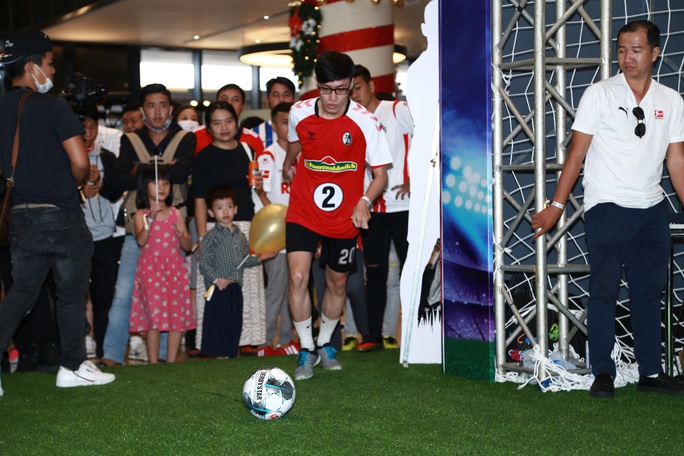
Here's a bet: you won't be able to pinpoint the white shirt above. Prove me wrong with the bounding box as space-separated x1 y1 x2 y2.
573 73 684 211
258 141 290 206
370 100 414 213
96 125 123 156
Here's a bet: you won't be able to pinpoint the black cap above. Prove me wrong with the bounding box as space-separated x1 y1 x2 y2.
0 28 53 64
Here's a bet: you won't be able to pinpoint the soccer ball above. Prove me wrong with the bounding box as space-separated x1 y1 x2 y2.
243 367 296 420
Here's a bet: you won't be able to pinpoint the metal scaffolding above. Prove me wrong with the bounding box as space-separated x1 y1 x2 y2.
492 0 611 379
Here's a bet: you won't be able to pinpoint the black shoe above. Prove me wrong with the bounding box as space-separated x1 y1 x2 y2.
589 373 614 398
637 373 684 395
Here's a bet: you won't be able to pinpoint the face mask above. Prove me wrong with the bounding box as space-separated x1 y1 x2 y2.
32 65 54 94
141 107 173 134
177 120 199 132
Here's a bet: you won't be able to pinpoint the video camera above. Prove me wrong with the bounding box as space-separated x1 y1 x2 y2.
61 72 107 107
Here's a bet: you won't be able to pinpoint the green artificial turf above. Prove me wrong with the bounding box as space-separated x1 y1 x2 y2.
1 350 682 455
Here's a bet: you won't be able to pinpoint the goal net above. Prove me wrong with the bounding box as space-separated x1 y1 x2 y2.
497 0 684 388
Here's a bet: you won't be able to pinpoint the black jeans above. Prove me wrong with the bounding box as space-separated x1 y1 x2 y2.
0 207 93 371
361 211 409 343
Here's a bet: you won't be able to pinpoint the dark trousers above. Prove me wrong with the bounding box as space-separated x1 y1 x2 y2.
201 283 243 358
0 208 93 371
12 276 59 370
362 211 409 343
90 236 124 359
585 201 669 377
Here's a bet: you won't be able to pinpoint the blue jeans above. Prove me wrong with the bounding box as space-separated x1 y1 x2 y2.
0 208 93 371
585 201 670 377
102 234 166 363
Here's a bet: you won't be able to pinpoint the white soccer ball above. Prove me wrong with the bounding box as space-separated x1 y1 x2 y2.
242 367 296 420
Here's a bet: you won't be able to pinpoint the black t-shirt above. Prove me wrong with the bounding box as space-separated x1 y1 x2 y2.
0 89 84 213
193 143 255 221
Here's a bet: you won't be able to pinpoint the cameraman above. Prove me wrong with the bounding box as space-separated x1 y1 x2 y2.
0 29 115 396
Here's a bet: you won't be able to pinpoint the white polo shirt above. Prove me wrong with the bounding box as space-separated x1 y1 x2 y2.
573 73 684 211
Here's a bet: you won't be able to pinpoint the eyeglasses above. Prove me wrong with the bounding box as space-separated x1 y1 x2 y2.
633 107 646 138
318 86 350 96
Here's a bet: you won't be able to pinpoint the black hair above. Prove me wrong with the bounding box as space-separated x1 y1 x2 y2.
75 104 100 123
136 164 173 209
266 77 295 96
123 102 142 114
216 83 245 103
240 116 266 130
315 51 355 84
2 52 46 90
140 83 172 104
205 101 242 141
617 20 660 50
205 186 237 210
173 104 200 124
353 64 372 84
271 101 293 122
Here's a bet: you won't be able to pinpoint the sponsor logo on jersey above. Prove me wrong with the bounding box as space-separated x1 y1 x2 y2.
305 155 357 173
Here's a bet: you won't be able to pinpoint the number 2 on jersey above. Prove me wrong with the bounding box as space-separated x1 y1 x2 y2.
314 183 343 212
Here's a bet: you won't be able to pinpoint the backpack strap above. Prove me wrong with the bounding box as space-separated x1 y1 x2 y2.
125 130 188 164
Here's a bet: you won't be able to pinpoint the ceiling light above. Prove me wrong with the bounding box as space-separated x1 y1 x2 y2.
393 44 407 64
238 42 293 68
238 42 407 68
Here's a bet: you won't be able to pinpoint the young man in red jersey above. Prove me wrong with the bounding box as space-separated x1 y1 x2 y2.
282 51 392 380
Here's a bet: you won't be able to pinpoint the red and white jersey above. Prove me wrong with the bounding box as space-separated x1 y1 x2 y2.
287 98 392 238
369 100 414 213
258 141 290 206
194 126 264 157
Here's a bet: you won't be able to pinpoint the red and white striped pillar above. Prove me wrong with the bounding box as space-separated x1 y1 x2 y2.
300 0 396 99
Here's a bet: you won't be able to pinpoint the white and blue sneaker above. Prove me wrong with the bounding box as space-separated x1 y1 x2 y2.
293 349 320 381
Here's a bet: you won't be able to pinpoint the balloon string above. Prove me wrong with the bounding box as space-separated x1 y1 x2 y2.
236 254 251 270
154 156 159 203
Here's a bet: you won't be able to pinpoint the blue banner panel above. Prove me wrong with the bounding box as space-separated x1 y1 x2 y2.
441 0 495 380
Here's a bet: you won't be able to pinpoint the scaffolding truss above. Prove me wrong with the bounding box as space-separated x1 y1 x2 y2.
492 0 684 384
492 0 610 380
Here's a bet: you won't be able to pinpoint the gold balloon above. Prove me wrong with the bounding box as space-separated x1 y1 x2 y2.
249 204 288 254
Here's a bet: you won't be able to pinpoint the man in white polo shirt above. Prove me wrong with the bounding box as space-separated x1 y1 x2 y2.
532 20 684 398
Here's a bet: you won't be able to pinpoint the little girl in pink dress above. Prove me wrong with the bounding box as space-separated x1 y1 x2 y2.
129 164 194 363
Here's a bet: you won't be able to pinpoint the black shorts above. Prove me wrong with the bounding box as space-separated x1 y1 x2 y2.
286 222 358 274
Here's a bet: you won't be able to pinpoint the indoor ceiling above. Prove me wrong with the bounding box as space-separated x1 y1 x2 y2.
42 0 430 61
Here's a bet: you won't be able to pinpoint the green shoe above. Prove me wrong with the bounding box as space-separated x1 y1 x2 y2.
342 336 358 351
383 336 399 349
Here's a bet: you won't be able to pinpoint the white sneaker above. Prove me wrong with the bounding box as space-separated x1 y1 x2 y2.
1 371 4 397
85 335 97 359
128 336 149 362
56 360 116 388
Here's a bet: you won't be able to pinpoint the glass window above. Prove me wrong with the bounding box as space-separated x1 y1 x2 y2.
201 51 252 93
140 49 195 100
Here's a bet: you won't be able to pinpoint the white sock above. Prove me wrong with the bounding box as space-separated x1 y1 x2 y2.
317 313 340 347
293 317 315 351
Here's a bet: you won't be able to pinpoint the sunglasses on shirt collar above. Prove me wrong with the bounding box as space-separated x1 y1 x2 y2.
633 107 646 138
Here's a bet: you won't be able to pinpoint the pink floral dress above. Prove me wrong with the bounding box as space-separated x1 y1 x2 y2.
129 208 195 332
